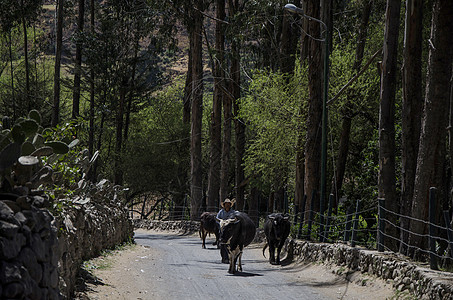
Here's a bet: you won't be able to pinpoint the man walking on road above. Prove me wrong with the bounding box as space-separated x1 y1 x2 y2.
216 198 236 263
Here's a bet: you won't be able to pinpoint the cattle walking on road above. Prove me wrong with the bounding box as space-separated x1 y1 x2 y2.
263 213 291 265
217 212 256 274
199 212 220 249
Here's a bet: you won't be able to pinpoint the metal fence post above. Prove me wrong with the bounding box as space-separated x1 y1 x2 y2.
293 204 299 233
351 199 360 247
442 210 453 259
323 194 334 242
298 194 307 239
159 198 164 220
307 190 316 240
343 205 354 243
378 198 385 252
429 187 438 270
284 189 288 214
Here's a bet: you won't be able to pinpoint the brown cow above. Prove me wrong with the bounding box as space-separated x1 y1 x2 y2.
199 212 220 249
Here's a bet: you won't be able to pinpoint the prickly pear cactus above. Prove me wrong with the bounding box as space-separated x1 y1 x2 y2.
0 110 70 194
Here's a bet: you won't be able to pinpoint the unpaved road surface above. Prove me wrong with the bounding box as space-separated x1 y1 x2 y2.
78 229 396 300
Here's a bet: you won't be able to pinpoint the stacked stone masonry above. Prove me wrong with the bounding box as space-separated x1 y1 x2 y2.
134 219 453 300
0 195 133 299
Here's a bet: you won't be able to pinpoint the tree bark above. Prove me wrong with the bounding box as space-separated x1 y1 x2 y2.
304 0 323 221
400 0 423 254
280 0 300 76
207 0 225 212
21 11 30 111
183 31 193 125
330 0 372 209
378 0 401 252
88 0 96 181
114 79 127 185
190 2 204 220
409 0 453 258
52 0 64 127
72 0 85 119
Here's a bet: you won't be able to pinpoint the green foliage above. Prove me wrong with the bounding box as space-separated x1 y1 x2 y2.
239 66 307 192
121 78 189 196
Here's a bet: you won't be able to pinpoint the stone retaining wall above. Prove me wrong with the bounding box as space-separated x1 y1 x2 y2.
57 201 134 299
134 219 453 300
0 196 133 299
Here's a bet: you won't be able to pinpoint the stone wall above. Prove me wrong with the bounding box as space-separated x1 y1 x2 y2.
288 240 453 300
0 195 133 299
57 201 134 299
134 219 453 300
0 196 59 299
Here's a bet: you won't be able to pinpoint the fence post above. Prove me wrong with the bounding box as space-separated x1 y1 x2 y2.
442 210 453 259
351 199 360 247
158 198 164 220
182 195 187 220
298 194 307 239
293 204 299 231
429 187 438 270
307 190 316 240
378 198 385 252
343 205 354 243
284 189 288 214
323 194 334 242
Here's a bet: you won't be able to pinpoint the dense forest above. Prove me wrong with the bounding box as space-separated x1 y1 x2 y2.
1 0 452 262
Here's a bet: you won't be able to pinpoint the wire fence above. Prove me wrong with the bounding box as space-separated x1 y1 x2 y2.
129 187 453 271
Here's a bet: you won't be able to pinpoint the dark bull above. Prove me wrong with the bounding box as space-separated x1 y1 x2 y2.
217 212 256 274
199 212 220 249
263 213 290 265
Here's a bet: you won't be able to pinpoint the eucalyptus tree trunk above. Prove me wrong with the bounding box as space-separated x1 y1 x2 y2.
190 1 204 220
207 0 225 212
330 0 372 210
409 0 453 258
52 0 64 127
88 0 96 181
303 0 323 221
183 35 193 125
400 0 423 255
280 0 300 76
21 13 30 111
114 79 127 185
378 0 401 252
72 0 85 119
9 31 15 120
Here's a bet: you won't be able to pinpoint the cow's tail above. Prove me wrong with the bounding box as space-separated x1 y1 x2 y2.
262 243 268 258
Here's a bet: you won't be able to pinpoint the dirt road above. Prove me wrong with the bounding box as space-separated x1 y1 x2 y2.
78 229 396 300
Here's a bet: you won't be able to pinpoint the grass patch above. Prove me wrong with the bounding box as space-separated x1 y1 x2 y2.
82 241 137 271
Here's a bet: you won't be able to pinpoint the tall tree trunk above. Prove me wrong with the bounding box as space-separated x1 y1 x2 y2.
330 0 372 209
400 0 423 255
207 0 225 212
21 13 30 111
280 0 300 76
183 33 193 125
114 80 127 185
190 2 204 220
227 0 246 211
9 31 15 120
409 0 453 258
72 0 85 119
232 46 245 210
52 0 64 127
304 0 323 221
124 40 139 144
220 80 232 203
378 0 401 252
88 0 96 181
